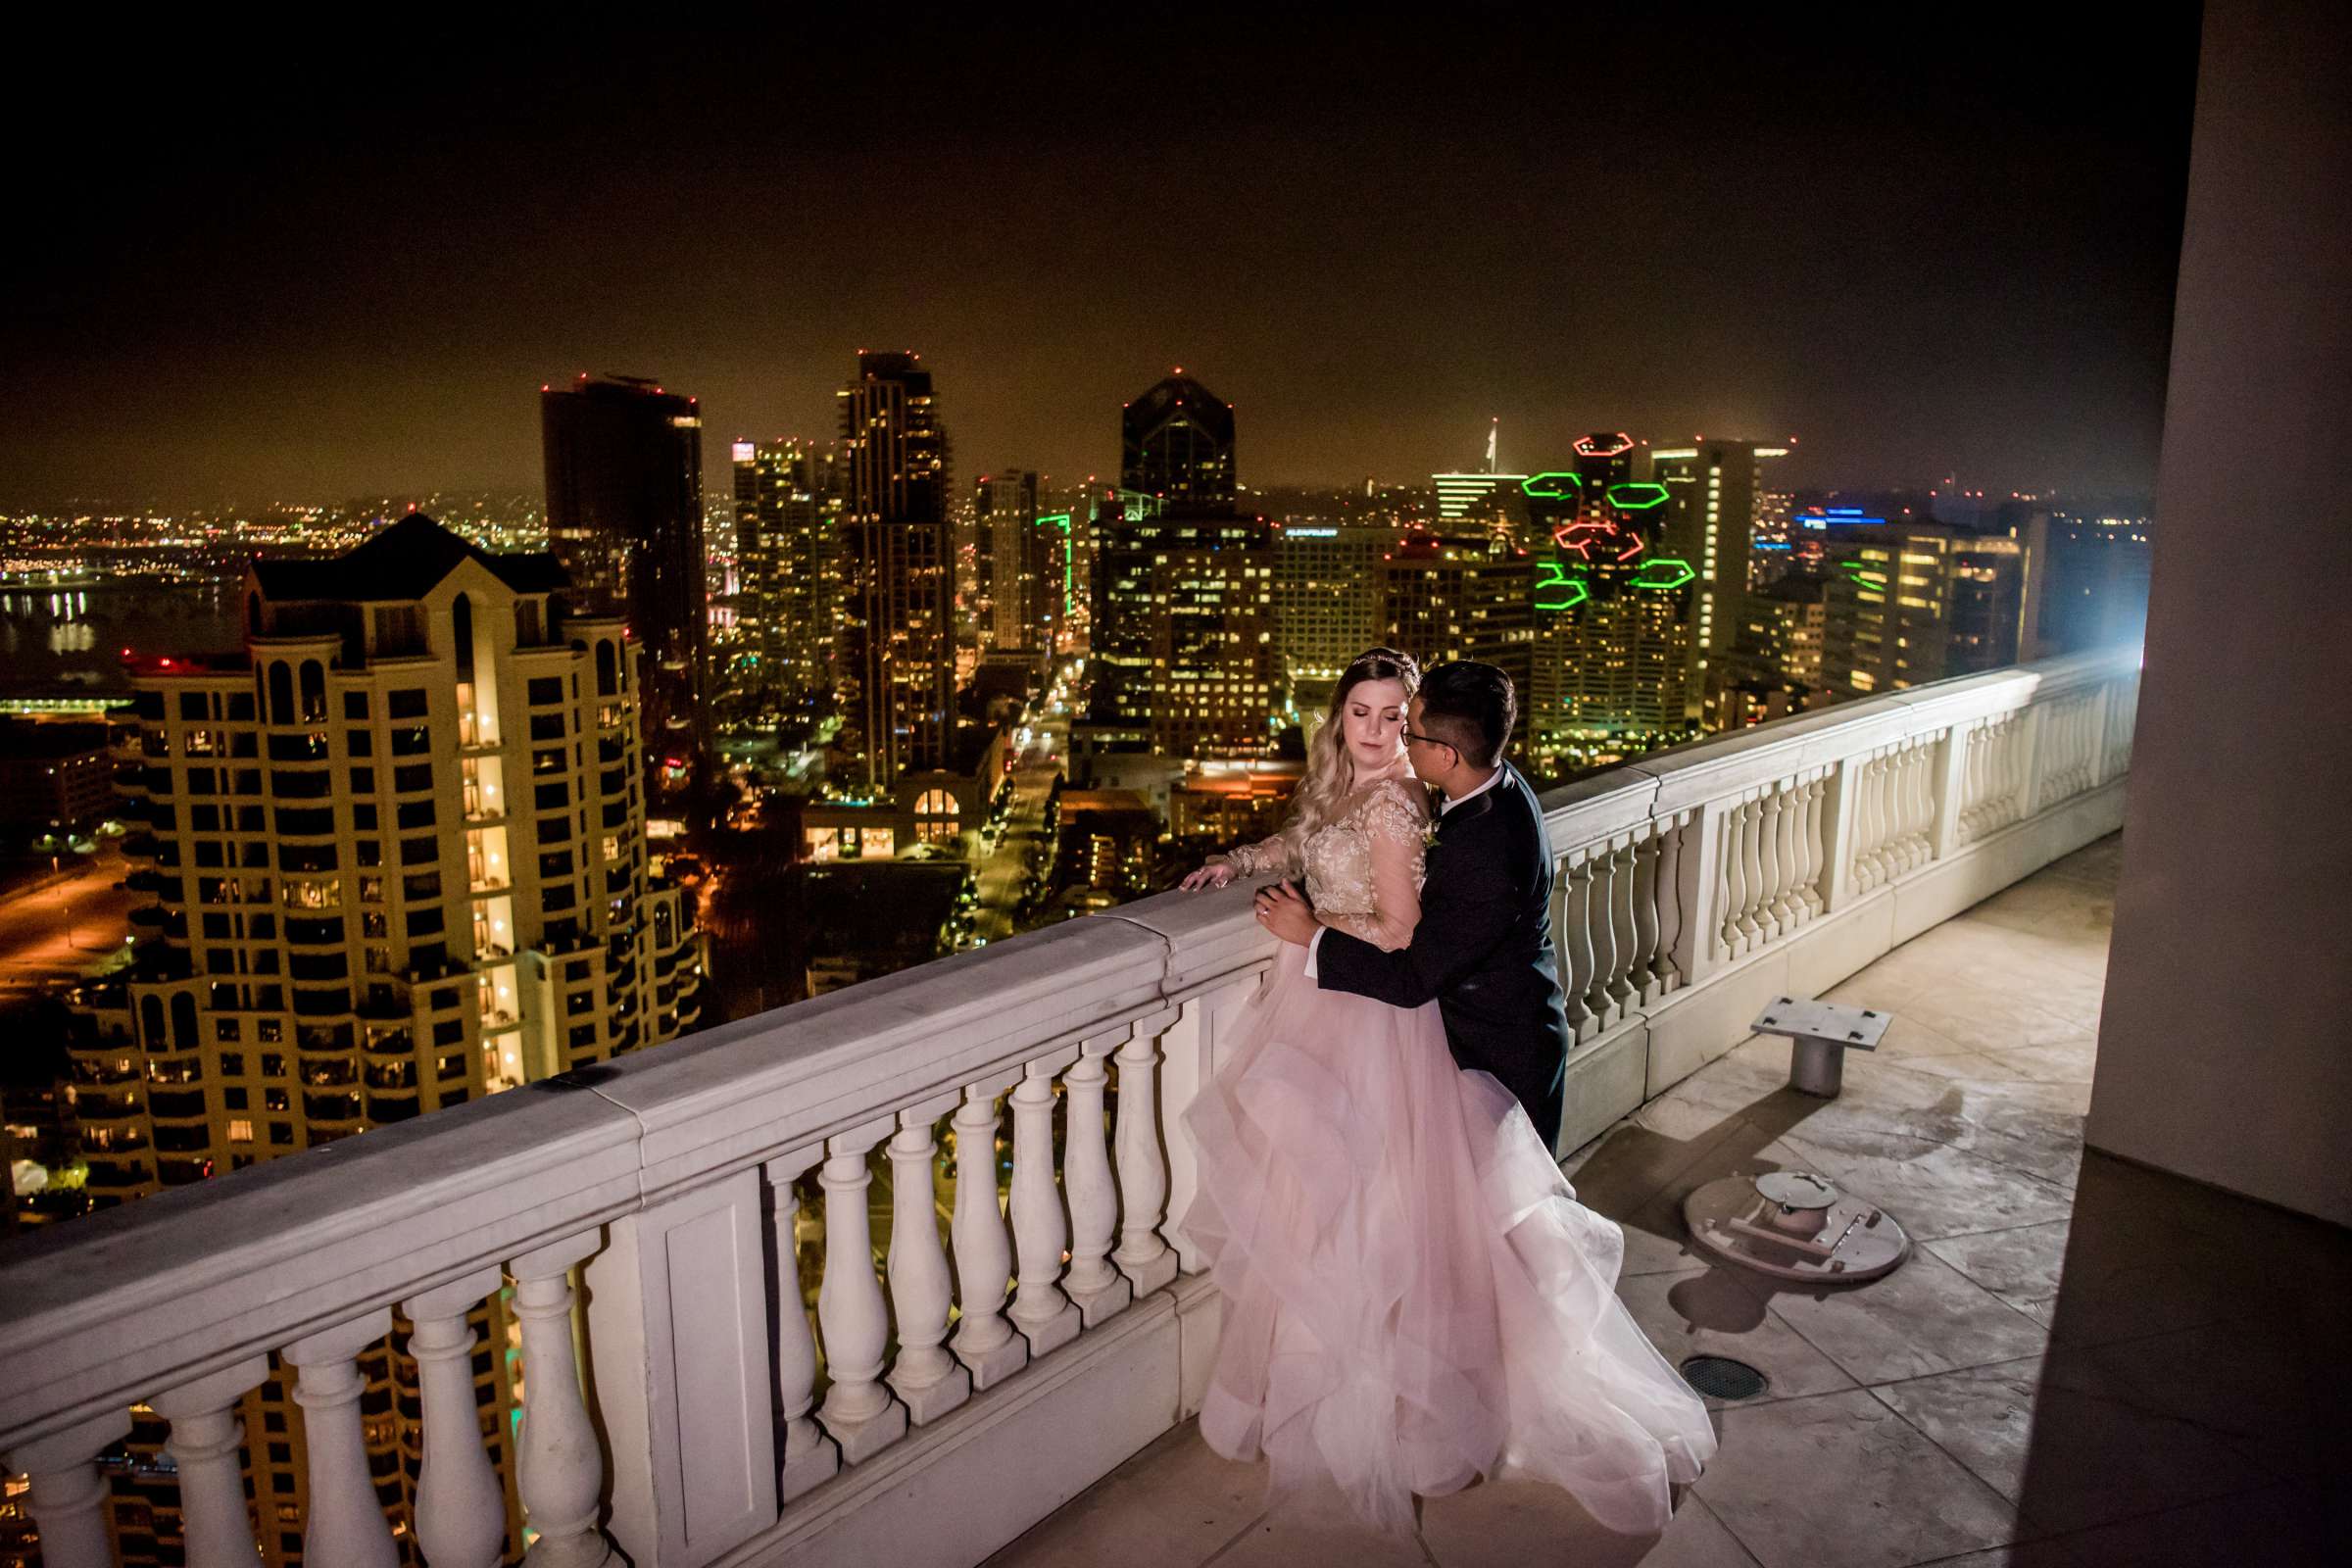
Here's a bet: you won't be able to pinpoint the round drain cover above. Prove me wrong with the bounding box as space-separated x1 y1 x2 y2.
1683 1173 1912 1284
1681 1355 1767 1400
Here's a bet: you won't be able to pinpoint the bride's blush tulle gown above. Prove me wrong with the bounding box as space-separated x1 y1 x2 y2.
1180 772 1716 1536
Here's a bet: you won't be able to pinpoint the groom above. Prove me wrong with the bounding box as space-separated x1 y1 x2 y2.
1255 661 1574 1152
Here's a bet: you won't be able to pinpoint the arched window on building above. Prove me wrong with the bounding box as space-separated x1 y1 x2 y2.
914 789 959 847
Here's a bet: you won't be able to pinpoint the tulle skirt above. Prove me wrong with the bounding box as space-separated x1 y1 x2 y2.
1178 944 1717 1536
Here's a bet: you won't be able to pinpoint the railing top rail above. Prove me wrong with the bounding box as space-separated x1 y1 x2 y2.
0 646 2138 1453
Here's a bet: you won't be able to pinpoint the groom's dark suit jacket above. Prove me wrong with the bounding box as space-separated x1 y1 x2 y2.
1315 760 1573 1151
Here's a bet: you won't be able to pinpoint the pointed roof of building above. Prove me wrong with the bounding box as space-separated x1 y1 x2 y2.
251 514 570 603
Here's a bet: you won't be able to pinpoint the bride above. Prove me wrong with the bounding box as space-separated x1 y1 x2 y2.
1175 646 1715 1536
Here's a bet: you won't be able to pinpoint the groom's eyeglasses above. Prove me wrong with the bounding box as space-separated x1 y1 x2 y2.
1401 729 1457 759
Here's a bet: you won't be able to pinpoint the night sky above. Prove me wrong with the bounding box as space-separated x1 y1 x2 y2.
0 7 2201 506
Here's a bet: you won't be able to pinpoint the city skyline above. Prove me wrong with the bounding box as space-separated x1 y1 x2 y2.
0 11 2200 506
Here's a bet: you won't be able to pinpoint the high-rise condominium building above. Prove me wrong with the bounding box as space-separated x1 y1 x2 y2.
1650 439 1788 718
541 375 710 785
1270 521 1383 711
1817 522 2028 697
732 438 845 705
63 514 701 1565
837 352 955 791
1373 532 1536 715
1093 373 1278 759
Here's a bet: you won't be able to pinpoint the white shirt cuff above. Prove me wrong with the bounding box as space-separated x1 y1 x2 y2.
1302 927 1325 980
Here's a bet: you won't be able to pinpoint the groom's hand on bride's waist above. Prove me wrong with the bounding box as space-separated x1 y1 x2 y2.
1253 880 1319 946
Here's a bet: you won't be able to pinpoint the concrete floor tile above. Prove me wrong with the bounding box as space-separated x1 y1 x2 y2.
1926 1220 2070 1300
1614 1268 1858 1406
2047 1484 2344 1566
1694 1390 2024 1568
1415 1480 1763 1568
1204 1509 1436 1568
1982 1040 2098 1086
2040 1325 2349 1485
1908 1544 2082 1567
983 1421 1268 1568
1748 1248 2049 1385
1775 1130 2078 1242
1870 1356 2269 1535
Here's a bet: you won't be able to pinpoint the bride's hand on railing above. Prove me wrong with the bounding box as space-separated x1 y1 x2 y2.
1179 857 1237 892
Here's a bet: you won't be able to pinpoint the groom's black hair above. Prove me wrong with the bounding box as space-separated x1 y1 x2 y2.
1417 662 1515 768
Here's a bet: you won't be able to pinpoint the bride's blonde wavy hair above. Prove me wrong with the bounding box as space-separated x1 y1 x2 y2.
1289 647 1422 839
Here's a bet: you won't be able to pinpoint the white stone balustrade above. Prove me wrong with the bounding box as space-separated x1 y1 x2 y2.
0 647 2141 1568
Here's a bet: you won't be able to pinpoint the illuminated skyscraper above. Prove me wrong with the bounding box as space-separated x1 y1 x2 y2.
65 515 700 1565
1271 521 1383 710
836 352 955 790
1650 439 1789 719
1518 440 1699 768
1373 531 1536 706
975 467 1053 656
732 438 844 704
540 375 710 786
1093 373 1276 759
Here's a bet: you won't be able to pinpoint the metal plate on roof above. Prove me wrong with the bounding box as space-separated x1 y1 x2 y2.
1751 995 1891 1050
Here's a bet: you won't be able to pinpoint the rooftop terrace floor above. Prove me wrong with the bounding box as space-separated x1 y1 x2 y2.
985 836 2352 1568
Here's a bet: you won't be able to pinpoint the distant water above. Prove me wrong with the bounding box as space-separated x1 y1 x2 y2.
0 580 245 696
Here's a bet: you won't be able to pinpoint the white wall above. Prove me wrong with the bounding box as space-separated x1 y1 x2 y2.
2088 0 2352 1225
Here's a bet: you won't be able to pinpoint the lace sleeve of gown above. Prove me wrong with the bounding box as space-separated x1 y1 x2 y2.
1223 825 1299 879
1318 779 1427 952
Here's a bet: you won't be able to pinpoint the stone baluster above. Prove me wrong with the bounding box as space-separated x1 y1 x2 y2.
1558 853 1596 1040
1866 753 1894 886
816 1120 907 1462
509 1233 615 1564
1112 1011 1181 1298
1798 774 1827 912
762 1149 839 1501
1651 810 1688 990
6 1408 133 1568
1585 845 1621 1026
1062 1034 1135 1326
1733 798 1765 949
1605 840 1639 1008
1630 827 1664 1000
283 1309 400 1568
152 1356 269 1568
1756 789 1789 937
888 1097 973 1424
1006 1050 1084 1356
950 1078 1027 1388
1721 808 1759 958
399 1269 509 1568
1780 778 1810 921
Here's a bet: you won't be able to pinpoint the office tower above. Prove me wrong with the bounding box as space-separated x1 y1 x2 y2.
1270 521 1383 710
2019 507 2154 658
732 438 844 706
63 514 701 1564
1092 373 1278 760
1373 532 1536 712
1120 369 1236 511
1649 439 1788 719
836 352 955 791
1816 521 2028 696
975 467 1051 656
540 375 710 788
